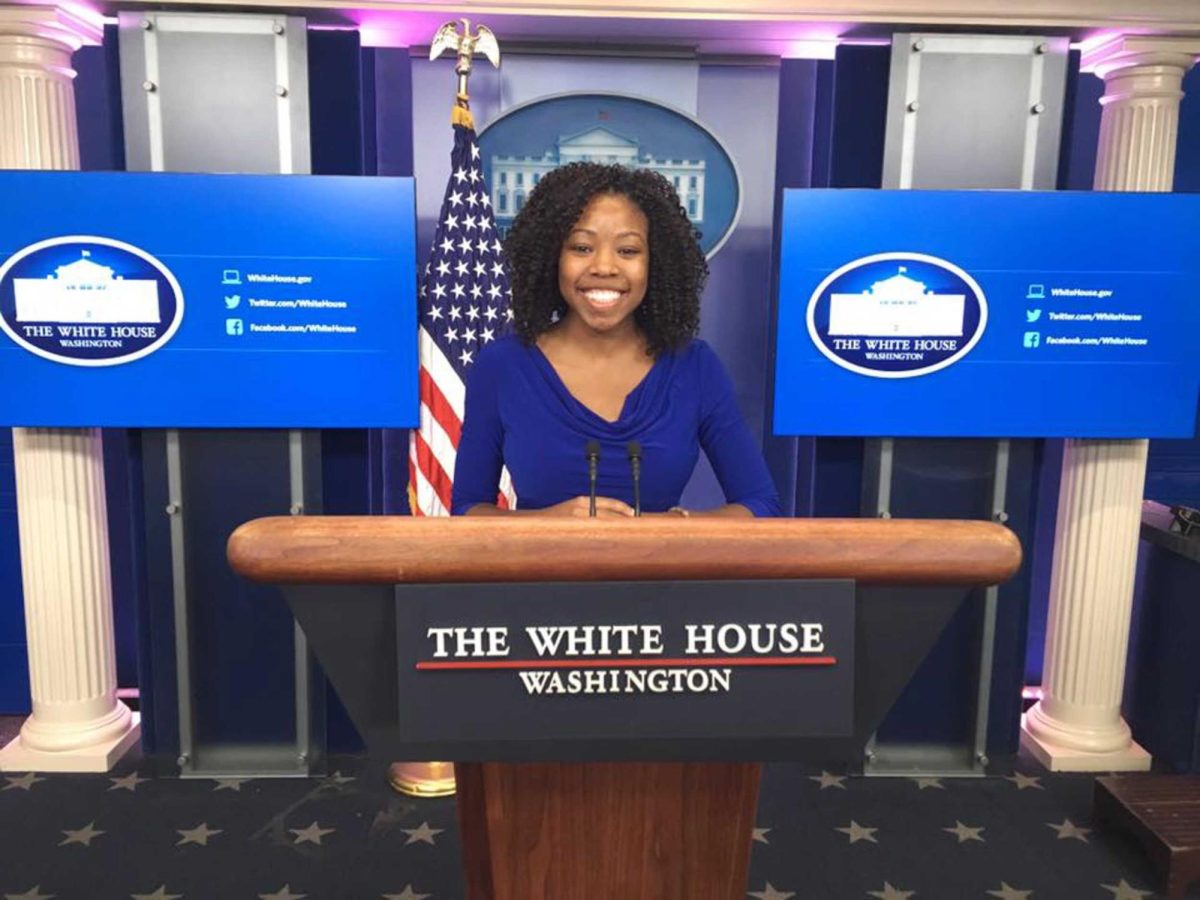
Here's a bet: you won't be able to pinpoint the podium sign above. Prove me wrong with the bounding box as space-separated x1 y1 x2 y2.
395 579 854 756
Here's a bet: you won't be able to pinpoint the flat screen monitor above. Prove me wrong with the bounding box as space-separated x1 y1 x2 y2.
773 189 1200 438
0 171 417 428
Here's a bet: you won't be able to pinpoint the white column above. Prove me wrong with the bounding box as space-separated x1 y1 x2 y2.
1021 36 1200 772
0 5 141 773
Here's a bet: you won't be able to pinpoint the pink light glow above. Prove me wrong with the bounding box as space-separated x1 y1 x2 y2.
782 38 839 60
1072 30 1123 55
1021 685 1043 702
354 13 453 49
61 1 107 28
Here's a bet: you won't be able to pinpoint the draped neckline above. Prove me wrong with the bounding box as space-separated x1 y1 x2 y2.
525 340 675 439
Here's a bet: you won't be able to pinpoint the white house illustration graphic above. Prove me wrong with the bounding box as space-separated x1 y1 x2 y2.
828 267 965 337
491 126 707 224
14 251 160 324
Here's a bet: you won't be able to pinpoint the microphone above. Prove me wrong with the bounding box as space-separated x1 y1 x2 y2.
626 441 642 517
585 440 601 517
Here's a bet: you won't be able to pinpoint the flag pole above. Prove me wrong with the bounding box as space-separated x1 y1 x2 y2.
389 18 503 801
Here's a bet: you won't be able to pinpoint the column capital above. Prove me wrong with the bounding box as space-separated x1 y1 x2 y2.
0 5 103 53
1082 35 1200 80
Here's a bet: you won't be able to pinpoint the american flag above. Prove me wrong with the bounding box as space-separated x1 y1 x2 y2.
408 122 515 516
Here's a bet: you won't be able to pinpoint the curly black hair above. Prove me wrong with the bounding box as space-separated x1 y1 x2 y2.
503 162 708 357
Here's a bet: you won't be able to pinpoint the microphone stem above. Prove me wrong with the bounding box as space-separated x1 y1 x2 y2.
631 457 641 517
588 455 598 517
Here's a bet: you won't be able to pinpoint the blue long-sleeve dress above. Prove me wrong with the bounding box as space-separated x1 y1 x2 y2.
450 334 781 517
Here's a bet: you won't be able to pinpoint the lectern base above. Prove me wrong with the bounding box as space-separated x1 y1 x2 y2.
455 760 760 900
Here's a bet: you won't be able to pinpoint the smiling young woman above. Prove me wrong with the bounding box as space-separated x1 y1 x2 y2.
451 162 780 519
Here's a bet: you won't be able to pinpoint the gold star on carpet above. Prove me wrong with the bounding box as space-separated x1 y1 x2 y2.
1045 819 1090 842
835 820 878 844
986 883 1032 899
1101 880 1153 899
943 820 985 843
752 826 771 844
910 777 944 790
4 887 54 900
401 821 444 846
747 884 795 900
381 887 430 900
109 772 149 792
258 887 306 900
130 887 182 900
176 823 223 846
1004 772 1043 791
809 770 847 789
59 822 105 847
211 779 247 792
3 773 45 792
289 821 335 845
868 883 916 899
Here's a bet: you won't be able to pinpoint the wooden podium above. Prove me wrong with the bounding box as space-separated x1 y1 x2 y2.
228 517 1020 900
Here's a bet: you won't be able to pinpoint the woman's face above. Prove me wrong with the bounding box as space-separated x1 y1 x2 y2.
556 192 649 338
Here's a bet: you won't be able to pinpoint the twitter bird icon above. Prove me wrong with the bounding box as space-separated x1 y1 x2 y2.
225 295 241 309
1026 309 1042 323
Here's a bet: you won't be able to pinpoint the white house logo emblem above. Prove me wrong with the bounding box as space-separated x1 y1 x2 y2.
806 252 987 378
0 236 184 366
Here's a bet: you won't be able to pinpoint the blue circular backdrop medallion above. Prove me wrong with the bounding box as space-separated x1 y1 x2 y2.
478 93 741 259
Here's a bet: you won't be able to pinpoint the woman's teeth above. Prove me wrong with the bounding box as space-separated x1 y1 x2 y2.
583 290 621 305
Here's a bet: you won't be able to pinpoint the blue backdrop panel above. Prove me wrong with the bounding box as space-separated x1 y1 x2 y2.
0 429 29 714
0 172 418 428
775 189 1200 439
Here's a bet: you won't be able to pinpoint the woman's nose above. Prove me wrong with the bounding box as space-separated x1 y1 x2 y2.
589 247 618 274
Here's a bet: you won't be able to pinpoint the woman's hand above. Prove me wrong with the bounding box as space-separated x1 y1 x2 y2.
537 496 636 518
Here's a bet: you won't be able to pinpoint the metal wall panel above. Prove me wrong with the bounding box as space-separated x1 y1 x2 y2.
119 12 310 174
883 34 1068 190
866 33 1069 775
117 12 321 777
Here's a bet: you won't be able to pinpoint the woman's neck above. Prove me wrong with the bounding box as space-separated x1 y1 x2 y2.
543 314 648 361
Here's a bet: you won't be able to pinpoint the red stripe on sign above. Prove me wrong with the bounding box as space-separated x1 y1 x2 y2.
413 429 454 513
416 656 838 671
419 367 463 449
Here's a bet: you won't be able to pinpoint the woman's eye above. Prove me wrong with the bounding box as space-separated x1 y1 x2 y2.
619 247 642 257
571 244 592 254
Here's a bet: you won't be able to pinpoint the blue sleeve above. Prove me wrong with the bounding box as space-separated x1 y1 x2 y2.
695 343 782 517
451 343 506 515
